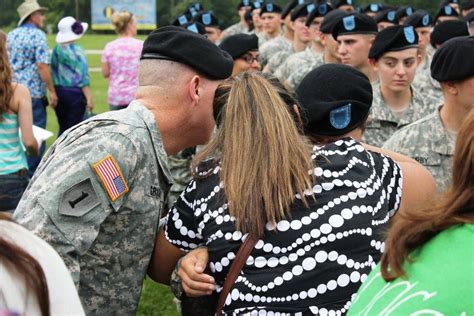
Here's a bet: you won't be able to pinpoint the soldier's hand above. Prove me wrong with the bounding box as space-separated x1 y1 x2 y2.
178 247 215 297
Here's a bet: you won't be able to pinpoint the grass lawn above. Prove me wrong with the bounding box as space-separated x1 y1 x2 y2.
45 34 179 316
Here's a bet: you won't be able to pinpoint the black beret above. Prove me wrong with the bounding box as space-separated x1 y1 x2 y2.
375 9 399 24
396 6 415 20
238 0 252 9
296 64 373 136
332 13 378 39
251 1 263 10
181 22 207 36
282 0 308 19
193 11 219 27
184 3 204 18
306 3 334 26
403 10 433 28
171 14 190 26
466 11 474 22
440 0 459 5
260 2 283 16
369 25 419 59
431 36 474 82
334 0 355 9
434 5 460 22
320 9 349 33
219 33 259 59
462 0 474 11
141 26 233 80
291 3 316 21
430 20 470 47
364 3 382 13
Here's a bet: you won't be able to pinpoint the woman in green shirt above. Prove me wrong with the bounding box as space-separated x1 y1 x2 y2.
348 110 474 315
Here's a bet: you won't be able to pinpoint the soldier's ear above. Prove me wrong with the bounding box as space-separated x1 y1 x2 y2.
187 76 201 105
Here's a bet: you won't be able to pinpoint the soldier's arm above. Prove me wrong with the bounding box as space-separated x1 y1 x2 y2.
14 132 140 286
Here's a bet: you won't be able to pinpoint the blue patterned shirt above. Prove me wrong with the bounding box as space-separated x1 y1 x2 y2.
7 23 49 98
51 43 89 88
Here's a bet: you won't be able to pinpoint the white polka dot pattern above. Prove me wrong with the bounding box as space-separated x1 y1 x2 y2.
165 138 403 314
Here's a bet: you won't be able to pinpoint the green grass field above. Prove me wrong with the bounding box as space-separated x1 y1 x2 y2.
45 34 179 316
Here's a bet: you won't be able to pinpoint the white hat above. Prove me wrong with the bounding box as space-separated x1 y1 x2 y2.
17 0 48 26
56 16 88 44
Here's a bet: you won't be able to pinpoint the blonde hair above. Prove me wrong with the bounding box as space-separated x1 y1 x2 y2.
194 72 314 237
111 11 133 34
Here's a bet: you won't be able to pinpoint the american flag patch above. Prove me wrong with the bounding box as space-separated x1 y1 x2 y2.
93 155 129 202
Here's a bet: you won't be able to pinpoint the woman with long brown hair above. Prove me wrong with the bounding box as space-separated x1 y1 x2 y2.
348 110 474 314
0 212 84 315
149 70 434 314
0 30 38 213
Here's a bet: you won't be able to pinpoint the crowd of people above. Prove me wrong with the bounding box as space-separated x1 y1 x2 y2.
0 0 473 315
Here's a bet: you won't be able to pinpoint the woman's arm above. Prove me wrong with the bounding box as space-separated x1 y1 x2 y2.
101 62 110 79
16 84 39 156
148 228 186 284
81 86 94 111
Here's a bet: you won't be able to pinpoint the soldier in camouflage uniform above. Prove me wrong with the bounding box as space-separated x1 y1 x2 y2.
404 11 438 107
363 25 431 147
259 0 303 66
221 0 252 39
415 20 471 111
265 3 312 73
274 2 333 82
257 2 283 47
364 83 430 147
13 26 233 315
286 9 346 89
384 36 474 192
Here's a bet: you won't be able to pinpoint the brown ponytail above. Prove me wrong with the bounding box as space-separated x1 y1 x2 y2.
194 72 314 238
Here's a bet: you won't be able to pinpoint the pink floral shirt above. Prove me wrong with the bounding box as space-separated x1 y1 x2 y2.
102 37 143 106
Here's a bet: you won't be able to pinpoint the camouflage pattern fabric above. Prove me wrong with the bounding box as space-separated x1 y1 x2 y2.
363 84 431 147
265 46 295 74
286 53 325 90
273 47 321 82
259 35 292 67
412 53 443 111
257 32 271 47
13 101 173 315
383 107 455 192
221 22 249 39
166 148 194 211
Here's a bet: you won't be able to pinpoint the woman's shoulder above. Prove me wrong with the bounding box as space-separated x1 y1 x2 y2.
10 83 30 110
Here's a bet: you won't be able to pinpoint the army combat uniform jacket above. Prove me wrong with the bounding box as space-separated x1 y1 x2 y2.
286 53 325 90
14 101 173 315
259 35 292 67
383 106 455 192
363 85 431 147
273 46 321 83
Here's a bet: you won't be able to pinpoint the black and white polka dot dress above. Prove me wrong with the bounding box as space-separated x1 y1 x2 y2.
165 138 403 315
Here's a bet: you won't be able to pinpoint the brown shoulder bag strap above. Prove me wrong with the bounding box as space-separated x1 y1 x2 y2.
215 234 258 315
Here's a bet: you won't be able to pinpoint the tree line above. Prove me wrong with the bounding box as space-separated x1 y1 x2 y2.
1 0 441 32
